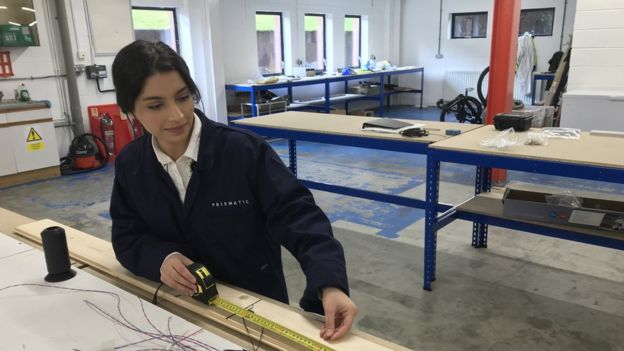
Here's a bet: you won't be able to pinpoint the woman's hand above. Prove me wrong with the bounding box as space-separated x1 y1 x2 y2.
160 252 197 296
320 287 357 341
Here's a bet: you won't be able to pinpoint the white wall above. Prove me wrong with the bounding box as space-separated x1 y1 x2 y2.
399 0 577 106
567 0 624 91
219 0 398 84
560 0 624 130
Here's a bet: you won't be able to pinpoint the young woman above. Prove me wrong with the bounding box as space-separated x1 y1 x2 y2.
110 40 356 341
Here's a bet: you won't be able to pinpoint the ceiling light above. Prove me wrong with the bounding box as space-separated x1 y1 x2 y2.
8 21 20 26
0 6 8 10
21 6 35 12
29 20 37 27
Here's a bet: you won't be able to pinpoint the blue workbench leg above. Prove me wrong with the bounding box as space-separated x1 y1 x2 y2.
344 80 348 111
472 165 492 248
288 140 297 176
379 74 385 116
386 75 391 107
424 150 440 291
251 88 257 117
420 69 424 108
325 82 330 113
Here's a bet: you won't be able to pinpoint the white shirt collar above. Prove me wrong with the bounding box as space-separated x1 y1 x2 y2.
152 113 202 165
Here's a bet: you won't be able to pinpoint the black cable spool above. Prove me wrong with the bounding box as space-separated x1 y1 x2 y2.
41 226 76 282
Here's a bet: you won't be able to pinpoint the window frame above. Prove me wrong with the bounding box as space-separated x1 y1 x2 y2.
450 11 488 39
255 11 285 76
345 15 362 68
304 13 327 72
131 6 180 53
519 7 556 37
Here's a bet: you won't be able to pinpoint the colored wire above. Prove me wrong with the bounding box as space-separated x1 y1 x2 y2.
153 282 165 305
0 283 227 351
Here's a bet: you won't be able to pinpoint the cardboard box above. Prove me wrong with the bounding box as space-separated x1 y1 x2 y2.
502 188 624 232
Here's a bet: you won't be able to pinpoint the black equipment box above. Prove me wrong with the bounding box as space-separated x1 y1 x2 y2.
494 113 533 131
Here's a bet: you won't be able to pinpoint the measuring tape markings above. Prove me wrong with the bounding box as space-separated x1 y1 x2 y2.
188 263 335 351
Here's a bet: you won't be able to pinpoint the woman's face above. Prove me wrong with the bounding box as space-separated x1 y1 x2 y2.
133 70 195 157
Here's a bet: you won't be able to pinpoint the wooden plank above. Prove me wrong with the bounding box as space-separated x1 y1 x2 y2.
0 166 61 188
0 104 50 114
0 118 54 128
0 207 35 235
233 111 481 144
430 125 624 169
14 219 412 351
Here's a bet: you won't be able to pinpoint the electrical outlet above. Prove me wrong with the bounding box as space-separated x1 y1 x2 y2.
85 65 107 79
76 51 86 60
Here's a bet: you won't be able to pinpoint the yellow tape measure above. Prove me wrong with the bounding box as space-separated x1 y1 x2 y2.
187 263 335 351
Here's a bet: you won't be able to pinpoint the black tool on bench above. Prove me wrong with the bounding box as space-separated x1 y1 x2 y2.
494 113 534 132
400 128 429 137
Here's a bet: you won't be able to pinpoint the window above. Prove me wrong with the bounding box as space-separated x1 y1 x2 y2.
305 14 326 71
345 15 361 68
520 8 555 36
451 12 488 39
256 12 284 76
132 7 179 52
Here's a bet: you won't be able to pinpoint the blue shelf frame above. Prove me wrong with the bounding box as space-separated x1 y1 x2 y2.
225 67 424 118
531 72 555 105
423 148 624 291
235 123 452 212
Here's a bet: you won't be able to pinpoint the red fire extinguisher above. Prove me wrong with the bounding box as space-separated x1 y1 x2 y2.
99 113 115 156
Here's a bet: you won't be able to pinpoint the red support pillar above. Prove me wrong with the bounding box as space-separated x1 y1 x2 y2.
486 0 521 184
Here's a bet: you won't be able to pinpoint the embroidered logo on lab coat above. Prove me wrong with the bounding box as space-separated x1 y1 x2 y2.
211 200 250 208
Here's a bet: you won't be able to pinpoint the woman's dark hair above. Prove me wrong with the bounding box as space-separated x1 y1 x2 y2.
112 40 201 114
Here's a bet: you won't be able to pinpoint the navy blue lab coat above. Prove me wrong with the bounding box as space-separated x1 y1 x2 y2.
110 109 348 313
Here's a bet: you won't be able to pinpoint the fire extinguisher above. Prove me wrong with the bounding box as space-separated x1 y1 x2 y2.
99 113 115 156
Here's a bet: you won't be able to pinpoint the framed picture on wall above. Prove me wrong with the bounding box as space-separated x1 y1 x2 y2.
451 12 488 39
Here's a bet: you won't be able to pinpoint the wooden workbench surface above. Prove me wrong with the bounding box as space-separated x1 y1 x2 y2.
430 125 624 169
233 111 481 144
1 208 412 351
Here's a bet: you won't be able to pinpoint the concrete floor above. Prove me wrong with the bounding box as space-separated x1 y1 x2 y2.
1 107 623 350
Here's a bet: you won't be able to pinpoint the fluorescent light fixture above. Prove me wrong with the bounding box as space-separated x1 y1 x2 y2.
29 20 37 27
8 21 20 26
0 6 8 10
21 6 35 13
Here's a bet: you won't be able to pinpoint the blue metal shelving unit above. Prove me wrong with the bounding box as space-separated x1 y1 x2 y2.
423 131 624 291
225 67 424 119
235 122 437 210
232 112 482 212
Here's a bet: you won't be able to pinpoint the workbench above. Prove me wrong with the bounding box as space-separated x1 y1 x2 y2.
233 111 480 211
0 208 411 351
423 125 624 290
226 66 424 118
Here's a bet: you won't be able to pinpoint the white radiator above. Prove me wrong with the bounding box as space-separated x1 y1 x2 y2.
443 70 532 105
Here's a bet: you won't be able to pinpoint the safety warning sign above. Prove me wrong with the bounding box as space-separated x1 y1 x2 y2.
25 126 45 152
26 128 43 142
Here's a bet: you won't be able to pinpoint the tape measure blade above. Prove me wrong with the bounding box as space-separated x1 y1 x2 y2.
213 298 335 351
